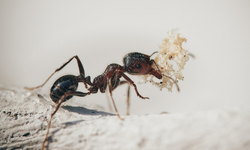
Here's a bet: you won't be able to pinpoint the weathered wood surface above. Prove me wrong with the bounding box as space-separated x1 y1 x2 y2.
1 84 250 150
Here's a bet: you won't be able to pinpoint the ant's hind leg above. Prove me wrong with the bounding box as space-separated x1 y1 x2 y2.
42 91 89 150
25 55 85 90
107 79 124 121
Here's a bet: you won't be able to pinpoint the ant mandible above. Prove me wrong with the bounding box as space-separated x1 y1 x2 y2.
25 52 180 149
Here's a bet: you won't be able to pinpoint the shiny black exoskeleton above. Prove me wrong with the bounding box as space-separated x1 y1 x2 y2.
50 75 78 103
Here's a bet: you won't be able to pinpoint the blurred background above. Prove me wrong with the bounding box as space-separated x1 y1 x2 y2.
0 0 250 115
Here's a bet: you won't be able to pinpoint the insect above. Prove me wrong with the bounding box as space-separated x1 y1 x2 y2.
25 52 179 149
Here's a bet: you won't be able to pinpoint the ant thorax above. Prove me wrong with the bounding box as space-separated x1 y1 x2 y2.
139 29 190 91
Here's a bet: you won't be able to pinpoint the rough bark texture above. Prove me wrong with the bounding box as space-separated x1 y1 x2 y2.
1 84 250 150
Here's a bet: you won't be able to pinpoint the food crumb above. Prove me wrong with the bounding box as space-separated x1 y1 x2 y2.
139 29 190 91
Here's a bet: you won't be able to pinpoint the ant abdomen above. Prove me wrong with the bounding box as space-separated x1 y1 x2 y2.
50 75 78 104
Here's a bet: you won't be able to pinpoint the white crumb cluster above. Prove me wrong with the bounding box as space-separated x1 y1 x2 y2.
139 29 190 91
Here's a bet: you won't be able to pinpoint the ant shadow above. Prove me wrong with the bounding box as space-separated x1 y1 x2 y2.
38 93 114 117
61 105 115 116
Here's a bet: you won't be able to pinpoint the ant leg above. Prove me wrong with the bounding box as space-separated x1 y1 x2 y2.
25 55 86 90
105 81 130 114
119 81 130 115
107 78 124 121
119 72 149 99
105 91 113 112
42 91 90 150
126 84 130 115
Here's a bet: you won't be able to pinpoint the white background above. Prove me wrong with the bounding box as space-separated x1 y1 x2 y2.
1 0 250 115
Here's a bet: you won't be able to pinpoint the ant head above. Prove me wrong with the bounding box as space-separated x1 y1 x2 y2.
123 52 162 79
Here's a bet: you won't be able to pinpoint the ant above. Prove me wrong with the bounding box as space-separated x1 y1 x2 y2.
25 52 180 150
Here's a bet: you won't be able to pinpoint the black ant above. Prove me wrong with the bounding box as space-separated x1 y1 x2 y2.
25 52 179 149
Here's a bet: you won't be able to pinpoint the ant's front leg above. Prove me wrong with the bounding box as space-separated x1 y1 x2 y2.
25 55 87 90
119 72 149 100
42 91 90 150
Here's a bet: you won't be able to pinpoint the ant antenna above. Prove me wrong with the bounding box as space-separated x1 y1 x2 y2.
188 53 195 59
150 51 158 57
162 74 180 92
151 60 161 72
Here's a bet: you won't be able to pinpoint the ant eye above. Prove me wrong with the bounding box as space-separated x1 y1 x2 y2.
136 64 142 69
